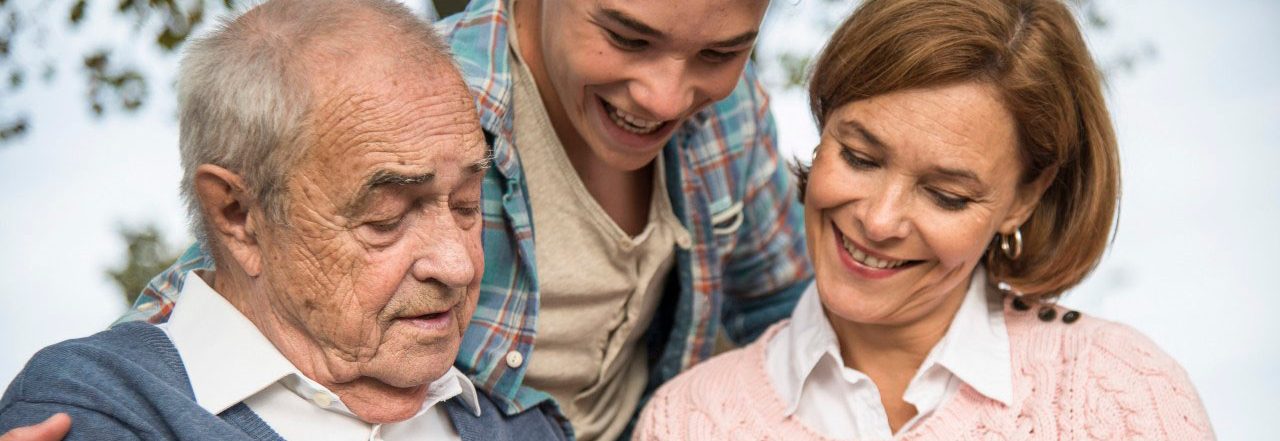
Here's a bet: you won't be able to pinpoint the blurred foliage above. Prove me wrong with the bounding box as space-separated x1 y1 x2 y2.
769 0 1157 90
0 0 462 147
0 0 234 145
107 224 181 306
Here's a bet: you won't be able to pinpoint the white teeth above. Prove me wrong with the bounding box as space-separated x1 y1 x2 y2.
867 256 883 268
607 104 662 135
841 234 906 269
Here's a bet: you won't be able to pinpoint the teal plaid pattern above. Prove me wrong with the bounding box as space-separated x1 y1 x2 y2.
121 0 812 431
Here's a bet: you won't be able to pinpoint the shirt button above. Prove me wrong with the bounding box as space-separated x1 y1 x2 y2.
312 392 333 408
676 232 692 249
505 350 524 369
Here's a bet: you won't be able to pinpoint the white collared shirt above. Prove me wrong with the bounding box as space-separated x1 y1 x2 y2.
765 271 1012 440
157 272 481 441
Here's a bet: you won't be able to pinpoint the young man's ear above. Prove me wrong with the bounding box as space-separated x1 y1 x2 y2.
1000 165 1059 234
193 164 264 276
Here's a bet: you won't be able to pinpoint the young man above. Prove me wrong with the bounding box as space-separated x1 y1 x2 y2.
121 0 811 439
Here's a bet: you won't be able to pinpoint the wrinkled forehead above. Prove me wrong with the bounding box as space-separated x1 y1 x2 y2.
297 55 486 193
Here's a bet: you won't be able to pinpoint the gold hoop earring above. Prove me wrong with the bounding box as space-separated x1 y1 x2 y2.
1000 228 1023 260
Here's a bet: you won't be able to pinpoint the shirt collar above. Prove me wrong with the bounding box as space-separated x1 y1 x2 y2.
777 269 1013 415
163 271 484 417
778 281 845 416
927 270 1013 406
161 271 296 415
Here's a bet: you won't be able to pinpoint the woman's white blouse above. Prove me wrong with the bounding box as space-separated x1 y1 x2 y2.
764 271 1014 440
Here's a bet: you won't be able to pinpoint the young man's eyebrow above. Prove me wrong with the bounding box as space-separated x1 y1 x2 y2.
599 7 757 49
600 8 663 37
708 31 758 49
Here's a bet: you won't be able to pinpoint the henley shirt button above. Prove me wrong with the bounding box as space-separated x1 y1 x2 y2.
312 392 333 408
676 232 692 250
505 350 524 369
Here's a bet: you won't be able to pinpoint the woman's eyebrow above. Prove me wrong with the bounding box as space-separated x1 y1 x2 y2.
839 118 889 152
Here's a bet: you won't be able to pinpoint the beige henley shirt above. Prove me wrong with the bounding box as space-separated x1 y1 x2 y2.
508 17 692 441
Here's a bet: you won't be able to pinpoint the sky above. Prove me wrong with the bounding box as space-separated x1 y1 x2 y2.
1 1 1277 439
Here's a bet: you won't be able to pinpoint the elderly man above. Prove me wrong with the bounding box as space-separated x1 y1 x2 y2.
0 1 566 440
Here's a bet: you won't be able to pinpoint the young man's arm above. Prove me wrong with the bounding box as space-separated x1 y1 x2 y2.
719 68 814 345
116 243 214 325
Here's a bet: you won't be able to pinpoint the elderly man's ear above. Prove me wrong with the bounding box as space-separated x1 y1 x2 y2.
194 164 265 277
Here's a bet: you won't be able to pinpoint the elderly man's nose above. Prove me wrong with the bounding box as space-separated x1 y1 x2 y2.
410 226 476 288
631 61 695 121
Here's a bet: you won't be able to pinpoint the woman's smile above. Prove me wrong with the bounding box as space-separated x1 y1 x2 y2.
832 221 922 280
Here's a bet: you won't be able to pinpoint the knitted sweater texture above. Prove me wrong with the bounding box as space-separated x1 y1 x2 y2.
636 304 1214 440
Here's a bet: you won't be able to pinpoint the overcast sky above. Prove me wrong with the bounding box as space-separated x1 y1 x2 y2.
1 1 1276 439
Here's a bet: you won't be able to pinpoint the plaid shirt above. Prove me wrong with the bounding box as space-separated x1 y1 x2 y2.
121 0 812 432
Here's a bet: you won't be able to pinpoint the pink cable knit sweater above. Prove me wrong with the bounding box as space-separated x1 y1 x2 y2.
636 303 1214 440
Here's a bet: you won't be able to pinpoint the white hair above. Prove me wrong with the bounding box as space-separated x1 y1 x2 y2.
177 0 452 249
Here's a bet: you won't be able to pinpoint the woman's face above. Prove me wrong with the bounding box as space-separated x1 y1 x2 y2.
804 82 1046 327
534 0 768 171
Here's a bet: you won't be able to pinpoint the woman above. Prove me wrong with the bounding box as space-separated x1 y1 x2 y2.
636 0 1213 439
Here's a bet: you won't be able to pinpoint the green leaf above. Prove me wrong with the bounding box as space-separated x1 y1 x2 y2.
69 0 87 25
106 224 181 306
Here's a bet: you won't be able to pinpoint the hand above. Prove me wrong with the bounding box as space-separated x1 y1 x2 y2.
0 413 70 441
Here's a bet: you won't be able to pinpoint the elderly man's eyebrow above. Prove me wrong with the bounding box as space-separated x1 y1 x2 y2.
466 156 493 175
342 170 435 217
368 170 436 187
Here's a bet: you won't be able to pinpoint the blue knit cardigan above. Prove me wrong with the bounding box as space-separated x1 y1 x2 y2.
0 322 567 441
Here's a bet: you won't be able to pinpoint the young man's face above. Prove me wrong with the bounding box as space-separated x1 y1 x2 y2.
530 0 769 171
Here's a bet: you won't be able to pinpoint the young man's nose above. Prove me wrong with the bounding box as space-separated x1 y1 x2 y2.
629 59 696 121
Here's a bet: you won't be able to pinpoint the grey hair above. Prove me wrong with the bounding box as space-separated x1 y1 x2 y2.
177 0 452 249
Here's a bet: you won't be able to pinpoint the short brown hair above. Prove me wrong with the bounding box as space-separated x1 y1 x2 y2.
802 0 1120 298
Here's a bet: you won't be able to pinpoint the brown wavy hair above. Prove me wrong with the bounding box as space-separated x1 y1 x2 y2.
800 0 1120 298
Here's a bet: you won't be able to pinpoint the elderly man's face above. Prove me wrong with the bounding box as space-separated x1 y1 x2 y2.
253 55 487 390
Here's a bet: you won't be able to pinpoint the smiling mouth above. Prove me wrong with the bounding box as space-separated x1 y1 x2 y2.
833 222 923 271
601 98 666 135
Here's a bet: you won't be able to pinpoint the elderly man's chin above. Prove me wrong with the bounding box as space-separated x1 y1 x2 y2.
363 322 465 388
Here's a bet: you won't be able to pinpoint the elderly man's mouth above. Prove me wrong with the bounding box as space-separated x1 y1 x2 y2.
397 308 454 332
